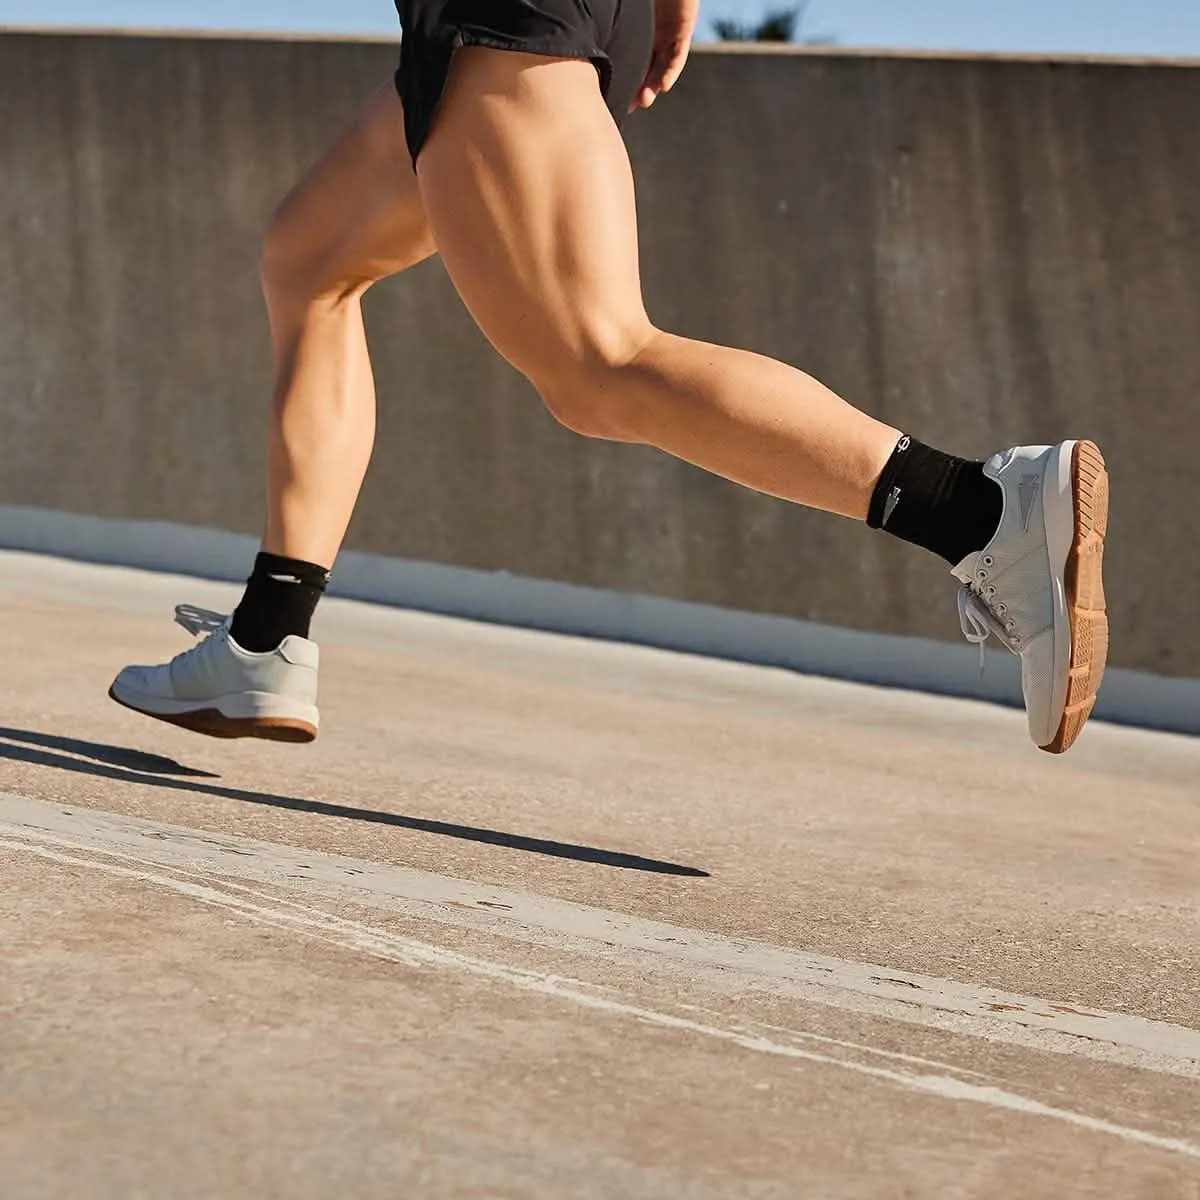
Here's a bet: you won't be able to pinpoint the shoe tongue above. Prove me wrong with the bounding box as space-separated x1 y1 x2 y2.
950 549 982 585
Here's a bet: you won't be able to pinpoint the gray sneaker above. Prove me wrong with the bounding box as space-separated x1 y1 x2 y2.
953 440 1109 754
109 605 320 743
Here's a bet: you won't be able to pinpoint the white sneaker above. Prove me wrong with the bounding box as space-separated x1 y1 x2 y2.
953 440 1109 754
109 605 320 743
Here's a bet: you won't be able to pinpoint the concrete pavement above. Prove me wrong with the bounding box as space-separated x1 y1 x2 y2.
2 550 1198 1198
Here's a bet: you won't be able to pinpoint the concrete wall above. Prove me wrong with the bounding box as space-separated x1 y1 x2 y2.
2 31 1198 676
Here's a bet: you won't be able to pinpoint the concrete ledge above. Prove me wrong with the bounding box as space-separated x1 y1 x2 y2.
3 27 1197 66
0 23 401 44
2 504 1196 738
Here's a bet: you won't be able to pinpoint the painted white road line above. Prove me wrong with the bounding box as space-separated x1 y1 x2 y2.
6 830 1200 1165
3 791 1199 1079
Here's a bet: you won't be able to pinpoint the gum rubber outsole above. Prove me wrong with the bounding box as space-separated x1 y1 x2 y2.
107 686 317 744
1041 440 1109 755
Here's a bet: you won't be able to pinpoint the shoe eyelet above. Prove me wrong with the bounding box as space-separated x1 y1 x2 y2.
982 555 995 568
985 586 997 598
996 602 1007 614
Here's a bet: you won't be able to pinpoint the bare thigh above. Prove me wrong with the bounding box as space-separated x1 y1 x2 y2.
262 82 436 307
414 49 652 392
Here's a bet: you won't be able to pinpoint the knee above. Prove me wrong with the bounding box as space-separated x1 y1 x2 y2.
530 329 659 441
259 208 370 311
535 371 619 439
259 210 307 304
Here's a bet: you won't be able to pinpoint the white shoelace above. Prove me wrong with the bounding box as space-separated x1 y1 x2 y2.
174 604 229 638
957 587 1014 673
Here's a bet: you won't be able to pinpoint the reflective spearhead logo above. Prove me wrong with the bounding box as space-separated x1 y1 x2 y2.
882 486 902 528
1017 474 1040 533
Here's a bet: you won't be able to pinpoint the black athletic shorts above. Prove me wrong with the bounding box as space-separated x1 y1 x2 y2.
393 0 655 164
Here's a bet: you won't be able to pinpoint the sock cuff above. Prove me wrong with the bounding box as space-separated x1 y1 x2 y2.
866 434 916 529
252 551 331 590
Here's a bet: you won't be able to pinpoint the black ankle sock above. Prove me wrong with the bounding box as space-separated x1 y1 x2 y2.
867 436 1003 566
230 552 330 652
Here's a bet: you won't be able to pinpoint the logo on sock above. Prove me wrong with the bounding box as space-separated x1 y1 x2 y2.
1017 475 1040 533
896 435 911 453
882 486 902 528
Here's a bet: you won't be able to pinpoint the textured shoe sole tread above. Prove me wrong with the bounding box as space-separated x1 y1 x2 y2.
107 687 317 744
1041 441 1109 754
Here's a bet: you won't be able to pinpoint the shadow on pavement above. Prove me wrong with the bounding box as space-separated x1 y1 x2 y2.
0 726 220 778
0 729 710 878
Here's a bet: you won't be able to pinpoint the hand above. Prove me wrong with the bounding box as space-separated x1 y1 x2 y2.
631 0 700 110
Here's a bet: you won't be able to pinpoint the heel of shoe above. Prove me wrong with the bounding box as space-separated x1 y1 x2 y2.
221 691 320 742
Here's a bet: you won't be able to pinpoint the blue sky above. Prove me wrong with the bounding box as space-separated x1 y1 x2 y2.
2 0 1200 56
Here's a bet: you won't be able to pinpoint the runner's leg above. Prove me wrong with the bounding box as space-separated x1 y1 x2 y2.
415 49 1106 754
109 83 435 737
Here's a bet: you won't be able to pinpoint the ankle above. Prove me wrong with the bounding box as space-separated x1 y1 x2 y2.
867 436 1003 566
230 552 330 652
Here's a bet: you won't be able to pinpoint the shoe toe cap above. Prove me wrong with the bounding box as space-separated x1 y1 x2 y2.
112 663 169 698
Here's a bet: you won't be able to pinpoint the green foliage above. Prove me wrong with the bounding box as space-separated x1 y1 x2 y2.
712 2 835 44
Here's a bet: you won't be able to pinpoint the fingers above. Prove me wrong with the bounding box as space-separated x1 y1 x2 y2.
630 43 690 112
656 43 689 94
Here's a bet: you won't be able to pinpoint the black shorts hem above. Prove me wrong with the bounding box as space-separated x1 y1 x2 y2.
395 30 614 167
